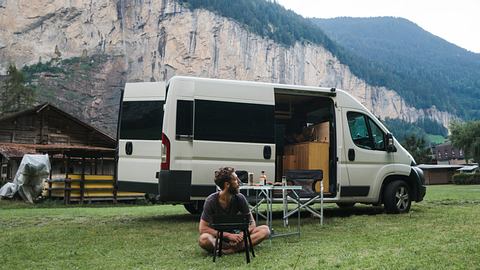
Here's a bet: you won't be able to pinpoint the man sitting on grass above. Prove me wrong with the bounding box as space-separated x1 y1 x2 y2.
198 167 270 254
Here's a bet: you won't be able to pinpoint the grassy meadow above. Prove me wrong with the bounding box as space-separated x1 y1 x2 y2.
1 185 479 269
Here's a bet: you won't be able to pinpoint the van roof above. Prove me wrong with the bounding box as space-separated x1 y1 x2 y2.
169 76 341 95
124 81 166 100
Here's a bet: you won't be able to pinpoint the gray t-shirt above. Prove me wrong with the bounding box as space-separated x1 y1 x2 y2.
201 192 251 225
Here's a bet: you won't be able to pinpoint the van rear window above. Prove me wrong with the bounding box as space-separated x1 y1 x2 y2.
119 101 164 140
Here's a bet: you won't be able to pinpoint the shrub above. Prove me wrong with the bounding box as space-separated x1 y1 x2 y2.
452 173 480 185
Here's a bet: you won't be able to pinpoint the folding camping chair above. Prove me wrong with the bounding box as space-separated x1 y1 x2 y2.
283 170 324 225
210 214 255 263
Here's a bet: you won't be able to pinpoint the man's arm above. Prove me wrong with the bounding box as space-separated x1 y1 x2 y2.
199 218 217 236
249 212 256 230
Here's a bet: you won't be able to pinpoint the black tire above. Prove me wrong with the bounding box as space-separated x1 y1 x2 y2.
336 202 356 208
145 193 159 204
383 180 411 214
184 200 205 215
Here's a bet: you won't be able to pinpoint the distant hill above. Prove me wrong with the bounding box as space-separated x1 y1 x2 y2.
313 17 480 120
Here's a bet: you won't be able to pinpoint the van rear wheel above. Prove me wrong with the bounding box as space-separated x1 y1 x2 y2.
184 200 204 215
383 180 411 214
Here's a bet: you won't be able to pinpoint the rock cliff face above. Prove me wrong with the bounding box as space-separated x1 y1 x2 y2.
0 0 453 135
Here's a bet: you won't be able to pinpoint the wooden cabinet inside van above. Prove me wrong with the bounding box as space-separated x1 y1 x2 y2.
283 142 329 192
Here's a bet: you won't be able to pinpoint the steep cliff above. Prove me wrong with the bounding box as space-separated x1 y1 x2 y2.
0 0 454 135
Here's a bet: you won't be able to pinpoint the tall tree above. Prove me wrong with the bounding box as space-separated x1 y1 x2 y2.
402 134 432 164
0 64 35 113
450 121 480 163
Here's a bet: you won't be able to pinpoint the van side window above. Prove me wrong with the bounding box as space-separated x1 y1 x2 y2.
347 112 385 151
194 99 274 143
176 100 193 140
368 118 385 150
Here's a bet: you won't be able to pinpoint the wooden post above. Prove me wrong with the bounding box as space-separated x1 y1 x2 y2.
47 155 54 199
100 157 104 175
113 153 118 204
80 157 85 204
64 154 69 204
64 178 70 205
94 157 98 175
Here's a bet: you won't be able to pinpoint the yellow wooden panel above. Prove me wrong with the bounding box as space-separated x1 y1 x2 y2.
84 175 114 181
68 175 114 181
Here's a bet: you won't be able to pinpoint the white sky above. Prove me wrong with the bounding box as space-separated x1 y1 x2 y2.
275 0 480 53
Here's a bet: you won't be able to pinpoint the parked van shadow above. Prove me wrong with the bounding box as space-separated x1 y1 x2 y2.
132 205 387 224
269 205 385 220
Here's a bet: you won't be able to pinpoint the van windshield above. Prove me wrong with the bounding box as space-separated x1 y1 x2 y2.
119 101 164 140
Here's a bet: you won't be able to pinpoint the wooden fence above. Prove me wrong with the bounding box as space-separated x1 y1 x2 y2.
45 174 144 204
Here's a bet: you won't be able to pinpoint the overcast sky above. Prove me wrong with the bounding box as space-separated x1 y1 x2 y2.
275 0 480 53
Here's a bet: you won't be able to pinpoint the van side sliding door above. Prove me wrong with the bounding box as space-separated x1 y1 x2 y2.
191 81 275 197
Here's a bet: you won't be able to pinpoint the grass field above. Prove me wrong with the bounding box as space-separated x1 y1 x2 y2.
1 185 480 269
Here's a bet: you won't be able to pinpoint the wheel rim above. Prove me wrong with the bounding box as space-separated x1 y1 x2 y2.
395 186 409 211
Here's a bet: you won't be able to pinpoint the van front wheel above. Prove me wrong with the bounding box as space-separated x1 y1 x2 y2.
184 200 205 215
383 180 411 214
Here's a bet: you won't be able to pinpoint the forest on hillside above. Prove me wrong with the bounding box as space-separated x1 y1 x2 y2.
314 17 480 120
383 118 447 145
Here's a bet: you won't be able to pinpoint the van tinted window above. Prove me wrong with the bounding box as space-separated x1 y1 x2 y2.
176 100 193 139
347 112 385 151
120 101 164 140
194 99 274 143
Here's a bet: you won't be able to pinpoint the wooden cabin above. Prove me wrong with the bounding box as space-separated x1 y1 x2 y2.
0 103 143 202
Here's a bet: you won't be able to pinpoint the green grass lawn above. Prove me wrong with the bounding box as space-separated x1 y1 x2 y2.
1 185 480 269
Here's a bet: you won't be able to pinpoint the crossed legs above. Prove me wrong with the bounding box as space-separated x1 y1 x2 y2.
199 225 270 254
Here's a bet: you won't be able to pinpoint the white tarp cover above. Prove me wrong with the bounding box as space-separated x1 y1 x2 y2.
0 154 50 203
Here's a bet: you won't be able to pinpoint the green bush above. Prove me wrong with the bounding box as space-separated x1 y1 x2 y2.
452 173 480 185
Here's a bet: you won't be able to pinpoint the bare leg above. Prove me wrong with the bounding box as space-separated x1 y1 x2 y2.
227 225 270 253
198 233 216 252
249 225 270 246
199 233 235 253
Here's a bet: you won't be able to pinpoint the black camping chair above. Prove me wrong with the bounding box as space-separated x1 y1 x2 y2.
284 170 324 219
210 214 255 263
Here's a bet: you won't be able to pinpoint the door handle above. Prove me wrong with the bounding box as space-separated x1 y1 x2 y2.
348 148 355 161
263 146 272 159
126 142 133 155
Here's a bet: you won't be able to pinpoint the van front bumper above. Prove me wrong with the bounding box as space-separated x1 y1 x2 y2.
411 166 426 202
418 184 426 202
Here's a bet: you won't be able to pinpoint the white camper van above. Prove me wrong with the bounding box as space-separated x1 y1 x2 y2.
117 76 425 214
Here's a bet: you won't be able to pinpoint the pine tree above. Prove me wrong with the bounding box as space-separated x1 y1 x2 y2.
402 134 432 164
450 121 480 163
0 64 35 113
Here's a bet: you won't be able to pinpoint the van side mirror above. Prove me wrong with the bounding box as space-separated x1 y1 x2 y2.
386 133 397 153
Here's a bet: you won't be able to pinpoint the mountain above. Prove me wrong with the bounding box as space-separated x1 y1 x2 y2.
313 17 480 120
0 0 453 136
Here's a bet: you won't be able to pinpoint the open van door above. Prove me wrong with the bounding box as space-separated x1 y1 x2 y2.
190 80 275 198
117 82 166 194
